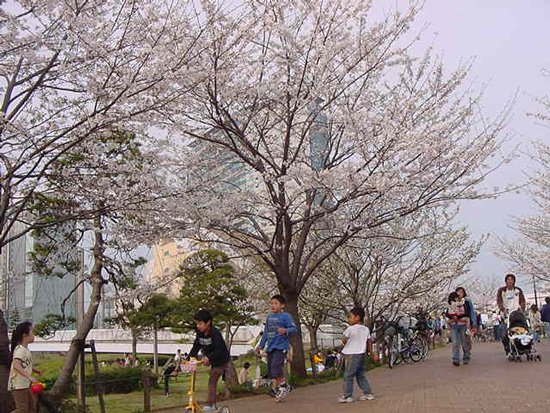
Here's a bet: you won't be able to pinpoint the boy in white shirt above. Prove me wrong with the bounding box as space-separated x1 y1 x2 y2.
338 307 379 403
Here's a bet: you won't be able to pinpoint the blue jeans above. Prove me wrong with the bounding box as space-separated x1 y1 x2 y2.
451 324 470 362
544 322 550 341
493 325 501 341
343 354 372 398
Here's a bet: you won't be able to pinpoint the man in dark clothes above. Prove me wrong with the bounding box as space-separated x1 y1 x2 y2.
541 297 550 341
163 362 176 396
188 310 230 412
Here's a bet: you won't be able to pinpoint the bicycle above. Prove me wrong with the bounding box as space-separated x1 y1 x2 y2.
412 326 432 359
181 361 231 413
382 321 424 368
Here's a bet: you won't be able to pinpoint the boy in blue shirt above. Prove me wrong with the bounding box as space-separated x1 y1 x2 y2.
257 294 297 402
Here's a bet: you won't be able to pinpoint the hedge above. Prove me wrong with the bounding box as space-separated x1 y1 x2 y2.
42 366 151 396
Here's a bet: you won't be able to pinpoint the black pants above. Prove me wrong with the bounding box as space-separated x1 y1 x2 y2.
501 325 510 354
164 375 170 395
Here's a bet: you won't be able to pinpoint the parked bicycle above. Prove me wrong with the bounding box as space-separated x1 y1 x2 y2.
380 317 426 369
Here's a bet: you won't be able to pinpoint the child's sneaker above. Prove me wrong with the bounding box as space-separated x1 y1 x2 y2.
359 393 375 401
275 384 290 402
338 396 354 403
203 406 218 413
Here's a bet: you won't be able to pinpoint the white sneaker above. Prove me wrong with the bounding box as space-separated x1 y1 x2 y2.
338 396 354 403
203 406 218 412
275 385 289 402
359 393 375 401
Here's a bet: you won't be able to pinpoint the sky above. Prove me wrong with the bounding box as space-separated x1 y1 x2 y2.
408 0 550 289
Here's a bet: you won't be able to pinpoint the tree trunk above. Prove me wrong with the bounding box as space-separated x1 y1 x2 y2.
224 323 231 350
153 325 158 375
50 223 105 398
0 310 14 413
224 361 238 398
131 329 138 363
227 323 242 352
307 325 319 354
306 325 320 377
282 292 307 379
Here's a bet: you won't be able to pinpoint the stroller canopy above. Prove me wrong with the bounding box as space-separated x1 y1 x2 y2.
509 310 529 330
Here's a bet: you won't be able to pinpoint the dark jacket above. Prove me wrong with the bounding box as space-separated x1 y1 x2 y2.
541 303 550 322
189 326 230 367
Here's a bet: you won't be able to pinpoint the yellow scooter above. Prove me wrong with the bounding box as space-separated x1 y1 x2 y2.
182 361 231 413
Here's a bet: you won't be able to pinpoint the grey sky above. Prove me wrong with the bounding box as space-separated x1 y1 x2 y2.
412 0 550 288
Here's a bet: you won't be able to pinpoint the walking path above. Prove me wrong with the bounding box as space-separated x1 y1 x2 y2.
168 341 550 413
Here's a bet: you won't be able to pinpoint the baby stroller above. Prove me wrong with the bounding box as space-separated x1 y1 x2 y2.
507 310 541 362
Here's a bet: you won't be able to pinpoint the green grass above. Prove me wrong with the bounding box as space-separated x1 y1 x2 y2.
34 353 253 413
33 352 364 413
76 369 215 413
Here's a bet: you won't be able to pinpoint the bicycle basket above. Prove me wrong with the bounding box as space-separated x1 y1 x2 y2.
384 323 398 336
181 362 198 373
397 316 417 330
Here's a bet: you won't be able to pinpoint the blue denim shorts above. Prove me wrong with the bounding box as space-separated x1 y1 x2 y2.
267 349 286 379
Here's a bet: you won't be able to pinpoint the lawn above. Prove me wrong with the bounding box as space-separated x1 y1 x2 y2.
33 352 355 413
34 353 256 413
77 369 215 413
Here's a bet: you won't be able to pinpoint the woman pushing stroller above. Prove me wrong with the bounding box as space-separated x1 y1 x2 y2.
496 274 526 356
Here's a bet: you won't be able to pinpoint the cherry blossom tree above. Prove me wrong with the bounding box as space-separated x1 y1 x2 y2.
498 142 550 283
1 0 207 394
497 71 550 283
25 131 162 397
467 273 501 312
0 0 203 250
159 0 509 376
300 208 483 328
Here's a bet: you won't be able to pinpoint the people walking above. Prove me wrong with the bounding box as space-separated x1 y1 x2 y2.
163 362 176 396
338 307 379 403
541 297 550 341
456 287 476 356
9 321 41 413
446 292 471 366
257 295 298 402
528 304 543 343
496 274 526 355
188 310 231 412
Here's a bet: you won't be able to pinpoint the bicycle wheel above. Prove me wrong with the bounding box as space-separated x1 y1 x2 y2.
419 335 429 359
387 336 398 369
410 338 424 362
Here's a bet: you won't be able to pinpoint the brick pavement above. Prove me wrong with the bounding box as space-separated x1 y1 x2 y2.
168 341 550 413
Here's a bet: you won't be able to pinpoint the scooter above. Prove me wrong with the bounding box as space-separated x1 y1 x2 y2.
182 361 230 413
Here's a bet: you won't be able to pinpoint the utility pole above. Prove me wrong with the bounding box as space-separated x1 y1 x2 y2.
0 245 7 313
533 275 539 308
76 248 86 408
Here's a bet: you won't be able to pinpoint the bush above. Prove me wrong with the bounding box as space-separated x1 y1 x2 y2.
86 366 145 396
41 366 147 397
228 383 266 398
289 370 339 387
56 399 91 413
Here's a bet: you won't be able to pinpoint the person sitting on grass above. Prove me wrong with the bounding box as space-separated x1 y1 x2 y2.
188 309 231 413
239 362 252 386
